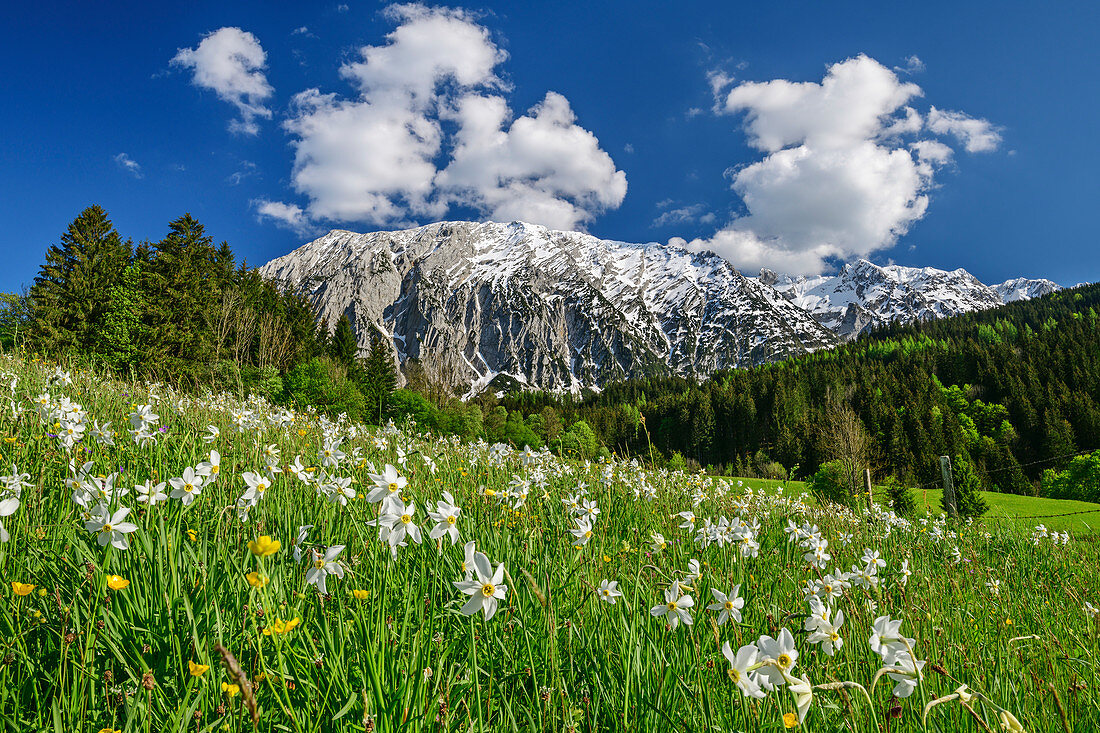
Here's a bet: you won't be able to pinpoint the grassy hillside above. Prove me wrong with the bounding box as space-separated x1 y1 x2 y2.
728 477 1100 533
1 353 1099 731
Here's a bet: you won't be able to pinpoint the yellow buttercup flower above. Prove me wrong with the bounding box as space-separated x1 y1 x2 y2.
188 660 210 677
351 589 369 600
11 582 35 596
783 712 799 728
248 536 281 557
98 728 121 733
246 571 269 588
186 529 197 542
262 617 302 636
106 575 129 590
221 681 240 697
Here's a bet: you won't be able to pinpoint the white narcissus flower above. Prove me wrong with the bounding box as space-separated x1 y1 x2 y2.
84 505 139 550
883 648 926 699
805 608 845 656
597 579 622 604
304 545 345 595
721 641 766 699
289 456 311 484
292 525 313 563
650 533 667 553
460 540 477 580
196 450 221 483
453 551 507 621
427 492 461 545
135 479 168 506
756 628 798 689
366 464 407 514
168 467 203 506
376 499 422 554
0 496 20 543
239 471 270 505
319 438 346 467
785 672 814 723
650 580 694 630
201 425 219 443
569 516 595 547
707 585 744 626
869 615 914 659
128 404 158 430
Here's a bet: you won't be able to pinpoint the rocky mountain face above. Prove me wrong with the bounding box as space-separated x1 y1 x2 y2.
261 222 1059 393
760 260 1059 339
259 221 838 394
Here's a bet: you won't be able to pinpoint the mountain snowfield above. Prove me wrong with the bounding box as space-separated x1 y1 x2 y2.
261 221 1058 394
759 260 1060 339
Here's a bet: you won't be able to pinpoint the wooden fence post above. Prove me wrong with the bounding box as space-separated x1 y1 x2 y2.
940 455 958 517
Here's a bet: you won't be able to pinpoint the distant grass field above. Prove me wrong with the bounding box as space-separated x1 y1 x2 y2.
722 477 1100 534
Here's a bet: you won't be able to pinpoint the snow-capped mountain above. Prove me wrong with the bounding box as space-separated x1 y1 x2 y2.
760 260 1060 339
992 277 1061 303
260 221 838 393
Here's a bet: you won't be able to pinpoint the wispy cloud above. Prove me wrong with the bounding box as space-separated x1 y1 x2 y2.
114 153 143 178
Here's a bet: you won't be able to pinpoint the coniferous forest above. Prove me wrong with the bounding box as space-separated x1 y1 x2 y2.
505 281 1100 498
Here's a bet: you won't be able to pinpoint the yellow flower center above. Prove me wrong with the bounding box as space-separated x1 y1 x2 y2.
777 653 792 669
729 668 741 682
388 482 399 492
830 632 840 641
314 559 326 570
667 601 678 611
401 514 412 524
447 515 456 524
481 582 495 597
184 483 194 493
724 601 734 611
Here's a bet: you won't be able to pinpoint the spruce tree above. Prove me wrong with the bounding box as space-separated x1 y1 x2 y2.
143 214 219 375
331 315 358 367
362 331 397 423
29 205 131 354
944 455 990 517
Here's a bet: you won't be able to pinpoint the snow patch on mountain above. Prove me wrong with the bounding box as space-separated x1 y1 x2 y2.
762 259 1060 338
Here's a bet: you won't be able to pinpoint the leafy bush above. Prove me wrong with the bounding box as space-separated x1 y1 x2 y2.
390 389 440 429
1041 450 1100 503
809 460 857 508
281 357 365 420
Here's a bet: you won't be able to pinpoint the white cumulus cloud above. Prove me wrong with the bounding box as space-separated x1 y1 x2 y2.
172 27 274 135
277 3 625 232
927 106 1003 152
253 199 313 236
676 54 1001 275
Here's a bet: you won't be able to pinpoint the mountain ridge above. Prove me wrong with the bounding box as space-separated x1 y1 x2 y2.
260 221 1059 393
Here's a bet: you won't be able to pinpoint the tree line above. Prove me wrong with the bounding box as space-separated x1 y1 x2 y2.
505 282 1100 499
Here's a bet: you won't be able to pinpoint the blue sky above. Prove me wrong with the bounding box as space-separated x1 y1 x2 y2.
1 0 1096 292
